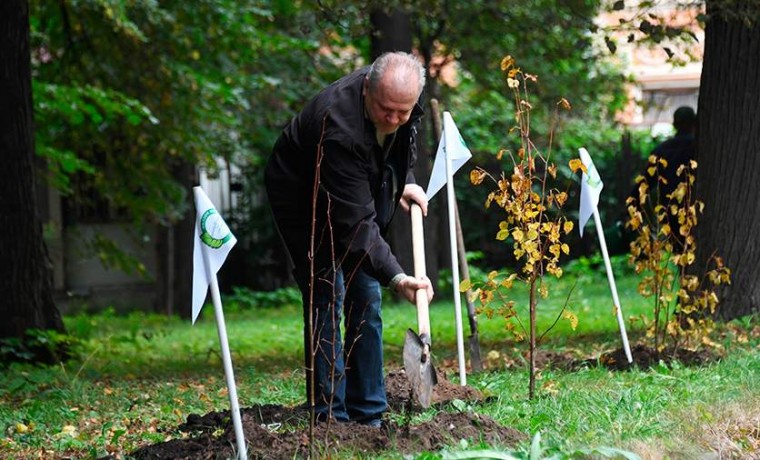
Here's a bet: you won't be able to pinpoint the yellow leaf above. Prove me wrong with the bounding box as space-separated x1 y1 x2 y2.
569 158 585 173
459 279 472 292
562 310 579 330
563 221 574 234
470 169 486 185
561 243 570 255
647 166 657 176
512 229 524 242
556 191 568 206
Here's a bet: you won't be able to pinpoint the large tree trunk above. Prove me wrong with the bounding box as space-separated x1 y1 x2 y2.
0 0 65 340
695 2 760 320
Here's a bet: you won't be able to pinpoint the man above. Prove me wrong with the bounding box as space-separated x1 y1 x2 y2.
651 106 697 201
264 52 434 427
644 106 697 244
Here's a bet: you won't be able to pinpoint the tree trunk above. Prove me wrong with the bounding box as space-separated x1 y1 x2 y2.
0 0 65 340
695 2 760 320
369 9 413 60
156 162 195 318
173 165 196 319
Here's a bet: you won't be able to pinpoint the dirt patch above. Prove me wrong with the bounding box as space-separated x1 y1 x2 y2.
482 344 720 372
569 344 719 371
128 368 526 459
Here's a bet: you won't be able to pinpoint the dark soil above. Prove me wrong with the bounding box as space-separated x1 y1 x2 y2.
129 368 527 459
568 344 719 371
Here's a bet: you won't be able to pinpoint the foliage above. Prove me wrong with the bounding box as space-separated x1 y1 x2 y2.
463 57 579 399
225 286 302 310
29 0 635 288
29 0 346 275
626 157 731 353
0 329 77 366
437 251 488 294
563 253 634 278
597 0 705 64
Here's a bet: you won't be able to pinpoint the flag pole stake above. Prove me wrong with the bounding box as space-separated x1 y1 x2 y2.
444 130 467 386
203 243 248 459
193 186 247 459
591 209 633 363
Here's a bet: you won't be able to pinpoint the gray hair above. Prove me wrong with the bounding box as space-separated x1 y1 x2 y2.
367 52 426 96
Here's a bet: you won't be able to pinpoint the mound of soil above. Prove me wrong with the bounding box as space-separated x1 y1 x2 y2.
129 368 526 459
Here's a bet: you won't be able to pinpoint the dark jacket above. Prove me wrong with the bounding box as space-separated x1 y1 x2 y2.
264 67 424 286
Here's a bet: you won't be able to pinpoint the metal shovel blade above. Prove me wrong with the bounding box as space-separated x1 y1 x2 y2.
403 328 437 408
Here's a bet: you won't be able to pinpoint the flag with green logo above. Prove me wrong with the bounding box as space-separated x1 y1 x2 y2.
578 147 603 238
192 186 236 324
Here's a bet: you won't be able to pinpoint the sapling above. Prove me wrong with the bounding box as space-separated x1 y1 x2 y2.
626 156 730 356
466 56 578 399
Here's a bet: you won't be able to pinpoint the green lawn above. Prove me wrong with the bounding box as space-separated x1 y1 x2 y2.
1 267 758 458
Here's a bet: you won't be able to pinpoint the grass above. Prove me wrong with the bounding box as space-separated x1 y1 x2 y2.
1 265 758 459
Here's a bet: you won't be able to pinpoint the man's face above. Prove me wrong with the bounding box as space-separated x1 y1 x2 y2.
363 75 419 136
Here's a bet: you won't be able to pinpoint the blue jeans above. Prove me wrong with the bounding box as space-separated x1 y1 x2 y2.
296 267 387 423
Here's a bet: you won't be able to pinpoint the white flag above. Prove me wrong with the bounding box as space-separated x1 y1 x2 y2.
192 186 237 324
426 111 472 200
578 147 603 237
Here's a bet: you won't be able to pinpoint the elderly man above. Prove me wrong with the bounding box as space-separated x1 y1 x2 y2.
264 52 434 427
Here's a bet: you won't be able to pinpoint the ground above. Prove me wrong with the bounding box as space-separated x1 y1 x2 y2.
126 346 715 459
128 368 526 459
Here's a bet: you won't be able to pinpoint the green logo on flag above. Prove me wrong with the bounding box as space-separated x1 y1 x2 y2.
200 209 232 249
585 165 602 188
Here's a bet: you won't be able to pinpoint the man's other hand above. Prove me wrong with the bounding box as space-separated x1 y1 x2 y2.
396 275 434 304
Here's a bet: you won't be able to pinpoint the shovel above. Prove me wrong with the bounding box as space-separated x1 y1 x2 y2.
403 202 437 408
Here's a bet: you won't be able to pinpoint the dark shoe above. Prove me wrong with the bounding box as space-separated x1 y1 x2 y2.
360 418 382 428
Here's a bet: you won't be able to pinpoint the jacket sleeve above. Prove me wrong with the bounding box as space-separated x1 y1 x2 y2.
317 139 403 286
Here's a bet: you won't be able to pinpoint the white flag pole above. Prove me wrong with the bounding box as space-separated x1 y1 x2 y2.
202 253 248 459
444 136 467 386
591 204 633 364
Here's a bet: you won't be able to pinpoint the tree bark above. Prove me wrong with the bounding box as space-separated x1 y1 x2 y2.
695 2 760 320
0 0 65 340
156 162 195 318
369 9 413 59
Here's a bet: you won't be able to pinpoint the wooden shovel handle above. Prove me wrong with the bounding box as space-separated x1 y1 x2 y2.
411 203 431 339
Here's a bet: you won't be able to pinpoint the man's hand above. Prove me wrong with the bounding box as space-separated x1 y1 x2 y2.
395 275 434 304
399 184 428 216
